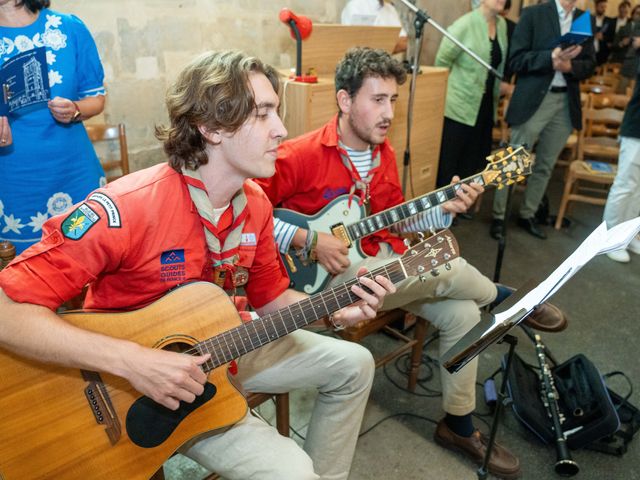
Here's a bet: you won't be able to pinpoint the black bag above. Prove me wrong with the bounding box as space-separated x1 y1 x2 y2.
504 352 620 450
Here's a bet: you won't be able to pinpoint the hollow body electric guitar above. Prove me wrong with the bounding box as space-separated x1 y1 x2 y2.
275 146 532 294
0 231 459 480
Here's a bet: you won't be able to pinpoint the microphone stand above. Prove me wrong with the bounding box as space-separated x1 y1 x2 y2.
395 0 503 195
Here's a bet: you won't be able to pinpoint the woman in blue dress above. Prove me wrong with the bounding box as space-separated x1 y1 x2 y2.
0 0 106 254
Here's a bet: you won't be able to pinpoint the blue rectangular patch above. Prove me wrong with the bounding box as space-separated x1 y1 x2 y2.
161 249 185 264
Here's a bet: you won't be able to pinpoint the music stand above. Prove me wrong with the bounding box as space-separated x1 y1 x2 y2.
441 280 537 480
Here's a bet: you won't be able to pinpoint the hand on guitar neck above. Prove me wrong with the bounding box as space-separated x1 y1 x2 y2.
440 175 485 216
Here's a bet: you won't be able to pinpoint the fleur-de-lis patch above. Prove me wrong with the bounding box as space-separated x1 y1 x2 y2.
61 204 99 240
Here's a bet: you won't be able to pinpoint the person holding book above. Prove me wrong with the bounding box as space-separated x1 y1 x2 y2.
490 0 596 240
608 0 631 64
603 76 640 263
0 0 106 254
434 0 511 189
593 0 614 66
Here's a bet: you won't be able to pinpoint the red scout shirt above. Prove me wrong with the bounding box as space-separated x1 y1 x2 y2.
255 114 406 257
0 163 289 311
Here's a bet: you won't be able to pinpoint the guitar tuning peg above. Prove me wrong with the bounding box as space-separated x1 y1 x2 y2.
403 238 411 248
445 262 452 271
430 269 440 277
419 275 427 283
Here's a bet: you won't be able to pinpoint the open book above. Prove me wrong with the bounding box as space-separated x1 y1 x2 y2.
551 10 593 49
0 46 50 116
442 216 640 373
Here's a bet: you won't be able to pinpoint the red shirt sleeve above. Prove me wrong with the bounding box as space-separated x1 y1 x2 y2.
0 198 128 310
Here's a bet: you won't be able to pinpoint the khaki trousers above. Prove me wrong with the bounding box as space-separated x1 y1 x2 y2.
493 91 574 220
329 246 497 416
183 330 375 480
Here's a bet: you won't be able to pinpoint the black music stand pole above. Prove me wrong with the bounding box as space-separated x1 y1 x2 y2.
493 184 515 283
478 333 518 480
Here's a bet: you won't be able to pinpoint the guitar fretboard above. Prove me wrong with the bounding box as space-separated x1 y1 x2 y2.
195 260 408 372
346 174 486 242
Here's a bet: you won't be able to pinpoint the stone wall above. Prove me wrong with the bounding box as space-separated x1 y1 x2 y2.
56 0 349 171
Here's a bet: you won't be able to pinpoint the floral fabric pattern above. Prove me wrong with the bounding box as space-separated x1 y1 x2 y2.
0 10 106 253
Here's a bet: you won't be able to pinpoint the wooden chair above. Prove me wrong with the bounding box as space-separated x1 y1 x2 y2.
554 161 617 229
0 240 16 270
150 392 290 480
582 74 620 93
554 106 623 229
578 107 624 161
85 123 130 182
597 62 622 75
588 92 630 110
335 309 429 392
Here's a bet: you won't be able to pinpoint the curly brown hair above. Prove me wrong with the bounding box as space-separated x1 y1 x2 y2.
334 47 407 98
156 50 279 171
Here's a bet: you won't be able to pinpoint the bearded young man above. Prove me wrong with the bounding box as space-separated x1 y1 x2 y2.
257 47 568 479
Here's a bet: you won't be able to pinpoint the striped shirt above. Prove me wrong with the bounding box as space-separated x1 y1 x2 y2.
272 145 451 253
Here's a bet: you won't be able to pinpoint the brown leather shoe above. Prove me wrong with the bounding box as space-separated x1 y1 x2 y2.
523 302 568 332
434 419 521 479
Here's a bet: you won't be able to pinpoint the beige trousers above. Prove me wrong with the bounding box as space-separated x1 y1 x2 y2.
183 330 375 480
330 246 497 416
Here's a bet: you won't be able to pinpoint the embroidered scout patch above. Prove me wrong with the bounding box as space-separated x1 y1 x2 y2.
61 204 99 240
88 192 121 227
160 249 186 283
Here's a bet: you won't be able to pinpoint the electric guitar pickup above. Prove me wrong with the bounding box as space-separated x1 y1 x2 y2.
275 146 532 294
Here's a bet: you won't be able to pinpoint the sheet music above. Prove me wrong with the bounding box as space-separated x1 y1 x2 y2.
492 217 640 328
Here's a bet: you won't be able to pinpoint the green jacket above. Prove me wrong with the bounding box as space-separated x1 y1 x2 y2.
435 8 507 126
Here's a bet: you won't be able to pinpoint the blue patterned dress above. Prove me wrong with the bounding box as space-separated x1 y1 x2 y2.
0 9 105 253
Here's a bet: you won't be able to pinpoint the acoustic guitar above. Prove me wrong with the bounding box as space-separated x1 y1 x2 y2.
0 230 459 480
275 145 532 294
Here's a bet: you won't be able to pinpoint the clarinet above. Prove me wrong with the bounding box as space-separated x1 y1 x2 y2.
534 334 580 477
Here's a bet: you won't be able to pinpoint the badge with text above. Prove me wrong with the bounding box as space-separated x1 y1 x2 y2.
61 204 99 240
160 249 186 283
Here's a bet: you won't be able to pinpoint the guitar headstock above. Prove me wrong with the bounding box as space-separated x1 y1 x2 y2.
481 146 533 189
400 229 459 280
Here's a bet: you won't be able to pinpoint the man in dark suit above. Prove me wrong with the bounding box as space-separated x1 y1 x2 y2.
491 0 596 240
594 0 614 65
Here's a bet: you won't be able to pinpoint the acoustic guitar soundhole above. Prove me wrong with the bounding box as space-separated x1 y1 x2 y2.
126 382 217 448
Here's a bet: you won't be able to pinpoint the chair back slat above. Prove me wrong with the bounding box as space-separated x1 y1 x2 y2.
85 123 130 182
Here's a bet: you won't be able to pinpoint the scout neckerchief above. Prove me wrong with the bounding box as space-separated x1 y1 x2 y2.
336 134 382 207
182 167 248 288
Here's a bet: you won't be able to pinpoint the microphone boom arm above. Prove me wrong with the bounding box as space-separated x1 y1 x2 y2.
395 0 502 195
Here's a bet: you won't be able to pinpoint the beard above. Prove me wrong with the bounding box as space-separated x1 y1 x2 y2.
347 113 388 147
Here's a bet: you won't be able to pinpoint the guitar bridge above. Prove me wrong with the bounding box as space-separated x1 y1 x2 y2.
82 370 122 446
331 224 352 248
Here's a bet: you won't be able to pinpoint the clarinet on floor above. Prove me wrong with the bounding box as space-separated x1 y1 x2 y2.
534 334 580 477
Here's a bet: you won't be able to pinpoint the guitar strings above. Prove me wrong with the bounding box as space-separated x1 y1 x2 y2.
182 234 451 374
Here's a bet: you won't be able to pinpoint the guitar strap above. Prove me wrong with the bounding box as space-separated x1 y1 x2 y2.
336 139 382 208
181 167 248 288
